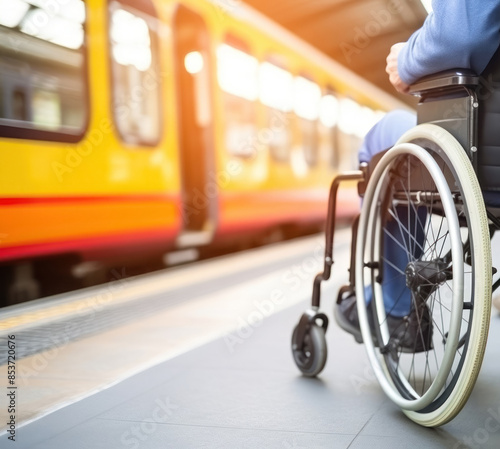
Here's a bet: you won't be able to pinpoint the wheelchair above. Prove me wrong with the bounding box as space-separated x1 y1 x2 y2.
291 68 500 427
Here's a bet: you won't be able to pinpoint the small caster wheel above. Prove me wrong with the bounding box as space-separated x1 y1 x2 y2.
291 323 327 377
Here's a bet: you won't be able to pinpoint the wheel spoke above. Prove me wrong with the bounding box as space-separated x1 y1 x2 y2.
355 134 491 424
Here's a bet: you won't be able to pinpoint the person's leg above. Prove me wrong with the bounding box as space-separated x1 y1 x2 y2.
359 109 416 164
359 109 417 317
335 109 423 343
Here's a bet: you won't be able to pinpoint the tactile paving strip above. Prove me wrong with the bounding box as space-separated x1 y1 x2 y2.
0 249 322 364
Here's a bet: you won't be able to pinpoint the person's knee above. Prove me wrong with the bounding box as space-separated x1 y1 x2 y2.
359 109 416 163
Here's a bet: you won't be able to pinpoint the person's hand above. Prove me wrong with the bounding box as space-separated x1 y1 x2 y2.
386 43 410 94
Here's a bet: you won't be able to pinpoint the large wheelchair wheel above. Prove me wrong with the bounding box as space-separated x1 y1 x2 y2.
355 124 492 427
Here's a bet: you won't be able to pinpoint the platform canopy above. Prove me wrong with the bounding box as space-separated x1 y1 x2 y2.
244 0 429 106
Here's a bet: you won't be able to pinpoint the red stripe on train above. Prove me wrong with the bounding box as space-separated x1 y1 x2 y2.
0 228 178 262
0 194 179 206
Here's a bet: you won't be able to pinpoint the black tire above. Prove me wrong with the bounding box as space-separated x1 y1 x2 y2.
291 323 327 377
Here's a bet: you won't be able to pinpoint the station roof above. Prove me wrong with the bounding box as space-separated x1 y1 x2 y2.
244 0 428 107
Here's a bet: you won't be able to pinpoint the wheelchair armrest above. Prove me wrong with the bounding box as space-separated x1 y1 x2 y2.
409 69 479 96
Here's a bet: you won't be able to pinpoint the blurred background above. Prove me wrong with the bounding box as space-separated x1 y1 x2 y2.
0 0 429 307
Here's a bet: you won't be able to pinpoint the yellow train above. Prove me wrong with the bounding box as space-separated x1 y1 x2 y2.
0 0 407 303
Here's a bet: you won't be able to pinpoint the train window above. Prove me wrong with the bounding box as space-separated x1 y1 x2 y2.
217 44 258 101
294 76 321 167
294 77 320 121
319 93 339 168
338 98 360 135
338 98 364 170
0 87 4 118
12 89 28 122
319 94 339 128
109 1 161 146
0 0 87 141
259 61 293 162
355 106 379 139
259 62 293 111
217 42 258 157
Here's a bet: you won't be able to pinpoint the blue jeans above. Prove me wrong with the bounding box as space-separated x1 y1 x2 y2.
360 110 416 317
360 110 499 316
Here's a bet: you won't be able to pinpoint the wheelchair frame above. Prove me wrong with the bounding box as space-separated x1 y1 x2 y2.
291 69 500 426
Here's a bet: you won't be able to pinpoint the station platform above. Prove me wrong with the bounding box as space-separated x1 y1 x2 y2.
2 231 500 449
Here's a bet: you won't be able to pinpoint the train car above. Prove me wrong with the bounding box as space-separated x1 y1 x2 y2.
0 0 408 304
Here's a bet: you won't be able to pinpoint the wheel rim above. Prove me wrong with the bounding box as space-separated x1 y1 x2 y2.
356 142 466 411
375 152 473 408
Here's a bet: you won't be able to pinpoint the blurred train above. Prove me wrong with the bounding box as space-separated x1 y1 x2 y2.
0 0 408 305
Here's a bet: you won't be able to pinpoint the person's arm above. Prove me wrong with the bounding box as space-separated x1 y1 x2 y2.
397 0 500 85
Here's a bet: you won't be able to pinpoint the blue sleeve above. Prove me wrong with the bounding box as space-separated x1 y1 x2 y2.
398 0 500 84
